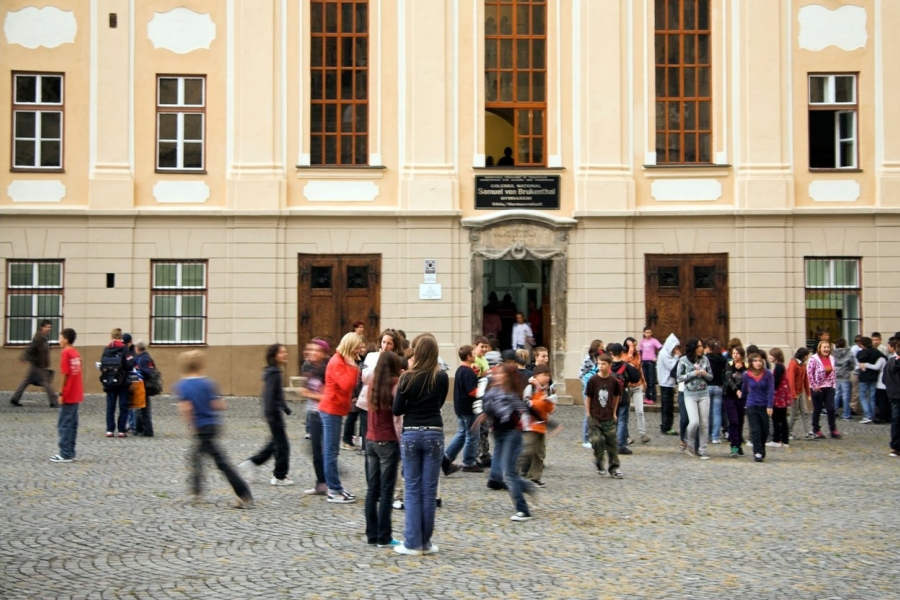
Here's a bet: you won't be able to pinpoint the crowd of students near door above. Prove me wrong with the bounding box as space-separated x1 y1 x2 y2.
605 327 900 466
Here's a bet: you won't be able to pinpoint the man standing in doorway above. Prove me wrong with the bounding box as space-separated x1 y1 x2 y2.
10 319 58 407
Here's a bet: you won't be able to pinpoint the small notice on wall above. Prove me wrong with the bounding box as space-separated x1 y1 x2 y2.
475 175 560 210
419 283 442 300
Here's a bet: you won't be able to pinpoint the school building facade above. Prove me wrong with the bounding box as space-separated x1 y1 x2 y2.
2 0 899 397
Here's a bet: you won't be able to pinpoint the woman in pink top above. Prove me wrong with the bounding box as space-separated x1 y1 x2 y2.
806 340 841 440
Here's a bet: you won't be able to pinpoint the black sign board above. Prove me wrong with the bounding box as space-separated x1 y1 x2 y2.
475 175 560 210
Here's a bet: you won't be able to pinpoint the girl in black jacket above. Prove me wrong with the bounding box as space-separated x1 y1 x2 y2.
240 344 294 486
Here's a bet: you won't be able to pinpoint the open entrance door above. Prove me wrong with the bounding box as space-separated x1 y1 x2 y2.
482 259 550 352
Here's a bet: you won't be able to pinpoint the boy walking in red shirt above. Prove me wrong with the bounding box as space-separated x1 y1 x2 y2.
51 328 83 463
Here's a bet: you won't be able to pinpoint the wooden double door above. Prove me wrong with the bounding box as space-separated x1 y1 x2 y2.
645 254 729 344
298 254 381 348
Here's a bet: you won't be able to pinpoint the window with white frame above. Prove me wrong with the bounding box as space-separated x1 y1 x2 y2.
12 73 64 170
808 74 857 169
156 76 205 171
6 260 64 344
805 257 861 348
151 260 207 344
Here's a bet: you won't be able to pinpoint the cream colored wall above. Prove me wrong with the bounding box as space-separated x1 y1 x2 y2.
0 0 90 208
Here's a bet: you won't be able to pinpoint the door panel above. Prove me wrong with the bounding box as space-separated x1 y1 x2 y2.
299 254 381 349
646 254 728 344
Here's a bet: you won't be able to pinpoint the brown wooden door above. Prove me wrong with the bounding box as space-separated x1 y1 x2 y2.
299 254 381 348
645 254 729 344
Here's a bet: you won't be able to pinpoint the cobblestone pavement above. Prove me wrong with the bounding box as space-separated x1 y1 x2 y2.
1 392 899 599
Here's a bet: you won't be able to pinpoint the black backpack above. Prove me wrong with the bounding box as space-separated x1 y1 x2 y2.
99 345 128 392
143 359 164 397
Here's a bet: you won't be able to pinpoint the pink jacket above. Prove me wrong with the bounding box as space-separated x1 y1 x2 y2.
807 354 836 391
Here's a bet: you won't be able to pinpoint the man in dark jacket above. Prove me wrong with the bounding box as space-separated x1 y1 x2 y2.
881 341 900 456
10 319 58 407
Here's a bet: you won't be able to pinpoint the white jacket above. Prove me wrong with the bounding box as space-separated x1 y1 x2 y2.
656 333 680 388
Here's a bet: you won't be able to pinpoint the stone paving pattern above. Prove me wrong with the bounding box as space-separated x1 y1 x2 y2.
1 392 899 599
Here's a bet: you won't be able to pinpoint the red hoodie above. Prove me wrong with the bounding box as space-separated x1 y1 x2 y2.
318 353 359 417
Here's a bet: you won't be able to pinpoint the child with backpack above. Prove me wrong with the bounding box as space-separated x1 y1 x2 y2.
100 328 133 438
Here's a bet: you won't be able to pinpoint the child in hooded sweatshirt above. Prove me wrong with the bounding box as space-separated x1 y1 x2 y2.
240 344 293 486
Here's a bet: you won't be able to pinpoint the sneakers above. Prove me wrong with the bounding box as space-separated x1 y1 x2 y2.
234 496 256 510
737 446 745 456
238 460 257 483
394 543 422 556
663 429 678 436
730 447 739 458
640 434 651 444
765 441 783 448
531 479 546 488
341 442 355 450
392 499 405 510
699 454 710 460
105 432 114 438
830 431 842 439
805 431 818 440
860 418 873 424
422 543 439 555
711 439 721 444
377 539 401 548
271 477 295 486
304 433 311 439
754 453 764 463
813 431 826 440
597 468 607 475
304 486 327 495
685 445 696 458
327 490 356 503
117 432 127 438
461 464 484 473
10 399 22 407
49 454 73 463
510 512 532 522
611 470 623 479
618 447 633 455
582 442 592 449
486 479 508 491
644 399 655 405
890 451 899 458
627 437 634 445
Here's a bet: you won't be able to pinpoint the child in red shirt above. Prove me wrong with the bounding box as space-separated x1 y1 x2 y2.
51 328 83 462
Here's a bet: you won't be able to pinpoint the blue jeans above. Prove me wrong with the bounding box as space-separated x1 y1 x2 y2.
444 414 478 466
400 429 443 550
707 385 723 441
320 412 346 493
835 380 852 419
57 402 79 459
859 381 877 420
105 386 129 434
493 428 529 516
616 396 631 448
583 415 589 444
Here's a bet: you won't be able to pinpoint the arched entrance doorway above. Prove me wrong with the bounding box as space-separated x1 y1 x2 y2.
462 212 575 402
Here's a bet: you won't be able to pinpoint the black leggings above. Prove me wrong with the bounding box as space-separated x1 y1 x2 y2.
771 407 789 444
811 387 836 434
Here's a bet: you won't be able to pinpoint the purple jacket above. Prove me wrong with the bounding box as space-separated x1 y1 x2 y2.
742 369 774 409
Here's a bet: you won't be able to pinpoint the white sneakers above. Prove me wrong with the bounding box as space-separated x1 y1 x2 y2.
582 442 592 449
271 477 294 486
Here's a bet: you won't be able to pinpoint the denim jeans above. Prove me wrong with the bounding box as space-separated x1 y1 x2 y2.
493 428 530 516
307 410 326 485
835 380 852 419
400 429 443 550
105 386 129 434
707 385 723 441
127 409 137 431
582 415 589 444
616 395 631 448
250 416 290 480
444 414 478 466
365 440 400 545
57 402 79 459
858 381 877 420
641 360 657 400
320 412 346 493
